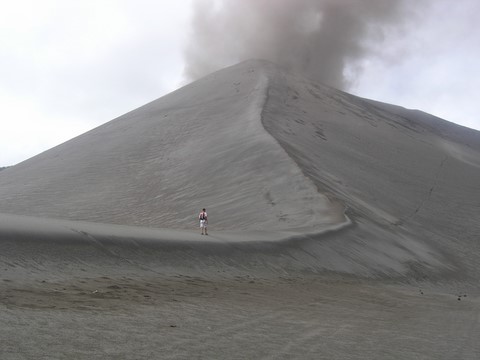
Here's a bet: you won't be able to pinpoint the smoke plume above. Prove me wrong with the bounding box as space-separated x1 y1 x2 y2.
184 0 419 89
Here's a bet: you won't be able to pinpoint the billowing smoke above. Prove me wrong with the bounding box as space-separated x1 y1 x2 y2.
184 0 420 89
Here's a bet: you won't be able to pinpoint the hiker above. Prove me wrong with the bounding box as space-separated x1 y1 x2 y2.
199 208 208 235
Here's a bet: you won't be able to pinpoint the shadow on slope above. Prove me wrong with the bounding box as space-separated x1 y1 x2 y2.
0 213 454 282
259 61 480 282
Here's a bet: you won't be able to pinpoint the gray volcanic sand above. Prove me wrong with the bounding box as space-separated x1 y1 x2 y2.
1 60 480 359
3 274 479 360
1 214 479 359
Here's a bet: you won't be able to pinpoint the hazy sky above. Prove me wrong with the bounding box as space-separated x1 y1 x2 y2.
1 0 479 166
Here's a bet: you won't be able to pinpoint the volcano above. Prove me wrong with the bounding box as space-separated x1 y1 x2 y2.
1 60 480 359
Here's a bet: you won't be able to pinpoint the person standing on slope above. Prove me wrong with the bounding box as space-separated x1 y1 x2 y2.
199 208 208 235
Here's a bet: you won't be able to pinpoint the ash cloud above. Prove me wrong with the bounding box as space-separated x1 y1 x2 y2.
184 0 421 89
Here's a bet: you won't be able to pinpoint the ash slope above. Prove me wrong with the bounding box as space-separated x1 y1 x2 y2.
0 60 479 280
261 62 480 281
0 61 343 232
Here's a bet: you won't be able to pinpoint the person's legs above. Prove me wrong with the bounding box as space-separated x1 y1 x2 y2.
205 225 208 235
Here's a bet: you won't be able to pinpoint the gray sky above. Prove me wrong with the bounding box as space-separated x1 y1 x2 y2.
1 0 479 166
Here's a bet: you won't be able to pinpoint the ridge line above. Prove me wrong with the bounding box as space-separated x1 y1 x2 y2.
255 68 352 235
